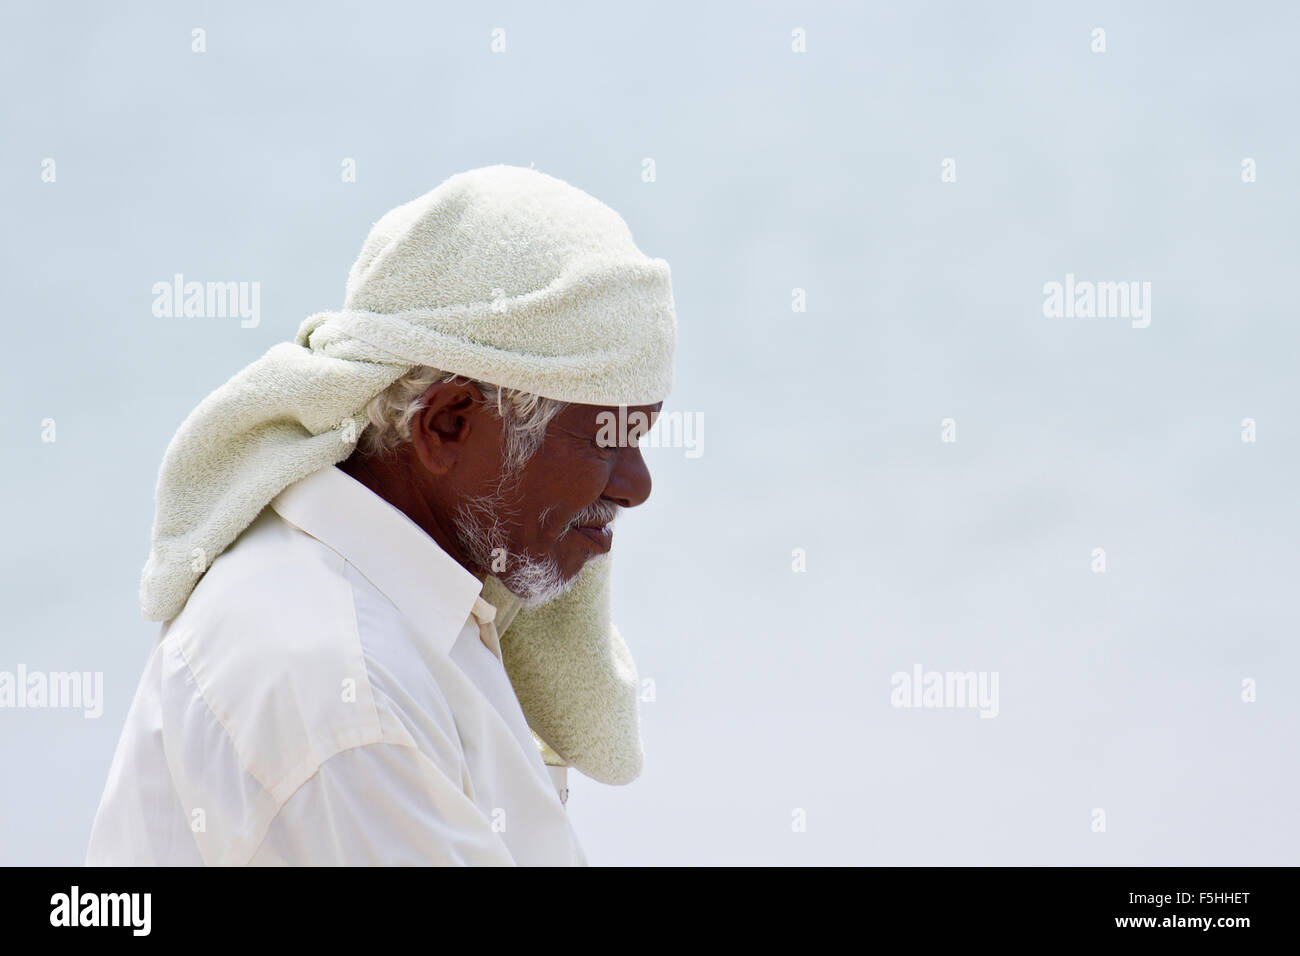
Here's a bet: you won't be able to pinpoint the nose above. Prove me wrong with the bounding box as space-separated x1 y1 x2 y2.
602 444 652 509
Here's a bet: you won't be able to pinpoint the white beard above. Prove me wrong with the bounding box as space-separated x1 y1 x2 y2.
451 484 577 608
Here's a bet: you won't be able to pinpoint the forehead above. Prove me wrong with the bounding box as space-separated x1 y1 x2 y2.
558 401 663 430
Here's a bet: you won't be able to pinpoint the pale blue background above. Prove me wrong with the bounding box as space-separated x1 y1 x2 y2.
2 0 1297 864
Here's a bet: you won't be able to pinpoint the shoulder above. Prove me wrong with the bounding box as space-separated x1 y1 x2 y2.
164 507 405 803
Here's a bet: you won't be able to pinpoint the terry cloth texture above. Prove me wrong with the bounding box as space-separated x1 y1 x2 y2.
138 164 674 786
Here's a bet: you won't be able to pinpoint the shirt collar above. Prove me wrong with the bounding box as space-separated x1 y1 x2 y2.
269 464 485 657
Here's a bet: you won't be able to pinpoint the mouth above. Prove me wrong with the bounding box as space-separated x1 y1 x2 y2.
561 499 621 556
573 523 613 553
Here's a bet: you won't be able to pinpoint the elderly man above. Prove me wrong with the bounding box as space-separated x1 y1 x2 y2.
85 165 677 865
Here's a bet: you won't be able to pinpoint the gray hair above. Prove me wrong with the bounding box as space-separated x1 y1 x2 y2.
357 366 567 473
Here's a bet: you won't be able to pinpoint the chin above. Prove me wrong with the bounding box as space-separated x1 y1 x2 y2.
500 551 580 608
512 574 580 609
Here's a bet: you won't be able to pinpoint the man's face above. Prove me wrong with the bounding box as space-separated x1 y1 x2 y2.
449 400 660 605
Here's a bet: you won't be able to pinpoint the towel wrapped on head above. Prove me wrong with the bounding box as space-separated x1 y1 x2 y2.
139 164 677 786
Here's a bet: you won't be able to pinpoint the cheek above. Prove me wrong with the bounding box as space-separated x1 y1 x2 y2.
525 462 609 541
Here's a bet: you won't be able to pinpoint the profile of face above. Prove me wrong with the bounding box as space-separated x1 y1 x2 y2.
404 382 660 606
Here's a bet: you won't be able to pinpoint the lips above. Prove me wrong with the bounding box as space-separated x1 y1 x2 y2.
574 524 613 553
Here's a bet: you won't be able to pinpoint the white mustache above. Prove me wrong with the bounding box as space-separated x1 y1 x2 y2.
568 499 620 530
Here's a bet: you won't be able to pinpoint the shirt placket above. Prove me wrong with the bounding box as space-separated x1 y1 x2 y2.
470 594 570 808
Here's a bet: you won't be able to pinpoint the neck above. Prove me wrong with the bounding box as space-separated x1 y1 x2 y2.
337 451 486 579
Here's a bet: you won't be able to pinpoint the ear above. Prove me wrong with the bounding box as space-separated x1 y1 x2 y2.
409 380 485 476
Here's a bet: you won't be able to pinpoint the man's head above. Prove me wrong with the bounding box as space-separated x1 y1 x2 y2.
343 365 660 607
139 165 676 630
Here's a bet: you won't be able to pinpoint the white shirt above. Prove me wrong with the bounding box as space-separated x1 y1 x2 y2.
86 464 587 866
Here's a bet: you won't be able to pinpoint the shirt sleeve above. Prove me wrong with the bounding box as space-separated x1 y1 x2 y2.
246 742 518 866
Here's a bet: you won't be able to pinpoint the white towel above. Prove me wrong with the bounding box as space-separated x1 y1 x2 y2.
483 555 643 785
139 164 675 786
